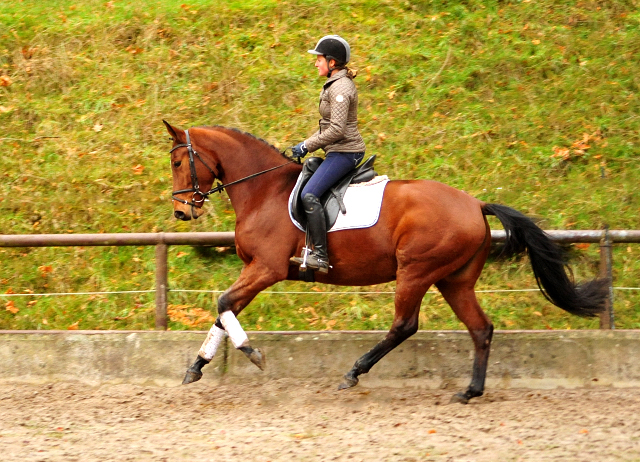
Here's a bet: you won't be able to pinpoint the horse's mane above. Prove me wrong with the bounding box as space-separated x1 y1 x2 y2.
198 125 290 161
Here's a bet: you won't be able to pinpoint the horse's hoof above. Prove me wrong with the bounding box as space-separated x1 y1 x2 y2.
248 348 266 371
182 369 203 385
449 392 469 404
337 374 359 390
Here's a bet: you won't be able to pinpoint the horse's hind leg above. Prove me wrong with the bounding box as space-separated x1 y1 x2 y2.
339 276 429 390
436 279 493 404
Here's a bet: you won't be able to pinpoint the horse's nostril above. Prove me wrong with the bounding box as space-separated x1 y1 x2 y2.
174 210 188 220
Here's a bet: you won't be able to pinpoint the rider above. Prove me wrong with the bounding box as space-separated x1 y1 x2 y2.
290 35 366 274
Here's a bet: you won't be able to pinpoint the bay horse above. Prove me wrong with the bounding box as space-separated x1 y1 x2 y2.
164 121 607 403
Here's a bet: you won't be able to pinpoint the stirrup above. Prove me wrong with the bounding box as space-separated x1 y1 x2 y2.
290 247 331 274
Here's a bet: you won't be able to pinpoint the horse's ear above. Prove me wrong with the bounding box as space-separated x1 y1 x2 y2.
163 120 182 142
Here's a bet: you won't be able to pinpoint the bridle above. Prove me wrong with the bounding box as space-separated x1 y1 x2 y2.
170 129 297 217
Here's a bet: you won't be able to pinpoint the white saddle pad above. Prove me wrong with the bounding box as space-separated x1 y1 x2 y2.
289 175 389 233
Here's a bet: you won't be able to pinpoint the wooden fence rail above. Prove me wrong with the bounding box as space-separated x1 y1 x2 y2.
2 229 639 330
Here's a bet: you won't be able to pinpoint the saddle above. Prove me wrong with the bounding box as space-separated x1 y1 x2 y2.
291 155 377 230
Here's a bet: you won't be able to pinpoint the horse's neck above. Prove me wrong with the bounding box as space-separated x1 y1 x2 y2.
209 130 299 215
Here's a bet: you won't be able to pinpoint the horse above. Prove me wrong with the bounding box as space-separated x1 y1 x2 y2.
163 121 608 404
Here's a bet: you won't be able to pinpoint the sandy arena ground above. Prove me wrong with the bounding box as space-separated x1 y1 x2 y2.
1 379 639 461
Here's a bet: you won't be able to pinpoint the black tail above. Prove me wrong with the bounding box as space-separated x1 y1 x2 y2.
482 203 608 318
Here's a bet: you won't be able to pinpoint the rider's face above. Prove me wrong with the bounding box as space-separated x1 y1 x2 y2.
315 55 332 77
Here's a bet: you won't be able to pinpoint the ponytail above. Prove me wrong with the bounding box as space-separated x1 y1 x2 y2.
326 57 356 79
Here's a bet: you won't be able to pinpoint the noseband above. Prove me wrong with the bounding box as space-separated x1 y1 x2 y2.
170 129 297 217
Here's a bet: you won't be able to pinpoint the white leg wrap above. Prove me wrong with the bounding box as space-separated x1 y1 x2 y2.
219 310 249 349
198 324 227 361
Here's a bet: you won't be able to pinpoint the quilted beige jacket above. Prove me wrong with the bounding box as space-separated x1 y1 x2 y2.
304 69 366 154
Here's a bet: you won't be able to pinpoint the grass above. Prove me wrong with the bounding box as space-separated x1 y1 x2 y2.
0 0 639 331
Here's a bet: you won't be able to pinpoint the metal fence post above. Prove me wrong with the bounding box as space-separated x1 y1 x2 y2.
599 226 614 329
155 234 168 330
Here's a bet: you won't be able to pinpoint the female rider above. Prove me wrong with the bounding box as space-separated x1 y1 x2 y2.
290 35 366 274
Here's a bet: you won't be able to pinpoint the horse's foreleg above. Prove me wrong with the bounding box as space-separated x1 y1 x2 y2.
219 310 266 370
339 279 426 390
182 261 281 384
437 280 493 404
182 319 226 384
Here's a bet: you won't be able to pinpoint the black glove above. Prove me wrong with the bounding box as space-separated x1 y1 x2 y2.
291 141 308 158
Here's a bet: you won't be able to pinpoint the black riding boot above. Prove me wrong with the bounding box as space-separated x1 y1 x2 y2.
290 193 330 273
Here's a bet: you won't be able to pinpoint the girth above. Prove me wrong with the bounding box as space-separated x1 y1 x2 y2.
291 155 377 230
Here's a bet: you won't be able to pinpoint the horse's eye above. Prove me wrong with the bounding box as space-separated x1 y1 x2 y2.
173 161 182 168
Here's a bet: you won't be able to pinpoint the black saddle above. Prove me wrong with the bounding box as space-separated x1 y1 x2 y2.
291 155 377 230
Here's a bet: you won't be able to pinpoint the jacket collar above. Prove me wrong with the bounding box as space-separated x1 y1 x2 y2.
323 69 348 88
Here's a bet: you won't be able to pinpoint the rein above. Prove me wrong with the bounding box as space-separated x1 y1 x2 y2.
171 128 297 210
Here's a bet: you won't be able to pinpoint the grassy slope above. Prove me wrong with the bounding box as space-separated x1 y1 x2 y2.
0 0 639 331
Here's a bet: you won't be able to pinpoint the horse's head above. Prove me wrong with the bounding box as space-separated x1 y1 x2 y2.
164 121 219 220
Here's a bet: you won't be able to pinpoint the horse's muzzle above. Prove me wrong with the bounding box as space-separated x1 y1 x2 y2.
174 210 191 221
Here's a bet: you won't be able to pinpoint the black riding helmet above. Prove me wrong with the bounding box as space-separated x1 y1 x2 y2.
308 35 351 76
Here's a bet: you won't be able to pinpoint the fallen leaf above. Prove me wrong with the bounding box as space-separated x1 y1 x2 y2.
0 75 11 87
38 265 53 277
574 243 590 250
126 45 144 54
132 164 144 175
580 429 589 434
5 301 18 314
167 304 215 328
93 123 103 132
551 146 571 160
428 429 437 434
67 321 80 330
